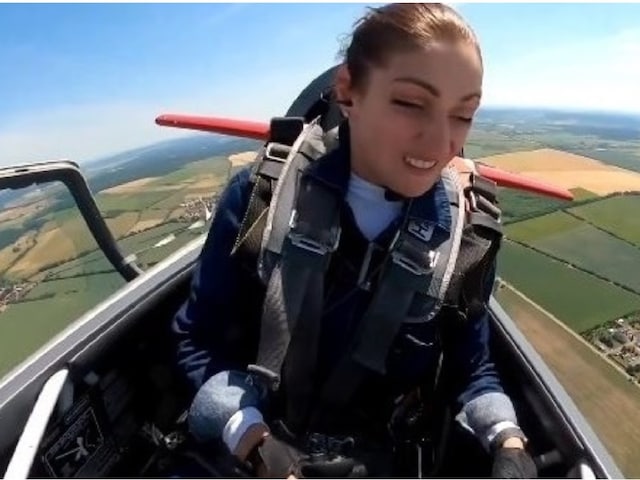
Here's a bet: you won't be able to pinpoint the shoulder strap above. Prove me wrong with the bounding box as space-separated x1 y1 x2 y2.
245 121 342 425
230 117 305 277
443 168 504 320
308 166 466 430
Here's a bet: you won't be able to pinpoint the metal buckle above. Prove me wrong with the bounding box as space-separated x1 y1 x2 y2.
288 230 341 255
391 250 438 276
288 209 341 255
264 142 290 162
305 432 355 456
247 364 281 391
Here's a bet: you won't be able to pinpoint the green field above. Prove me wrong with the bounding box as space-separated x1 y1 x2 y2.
505 211 583 243
497 240 640 332
136 229 203 266
569 194 640 246
149 156 230 185
495 285 640 478
46 221 197 279
505 207 640 294
0 272 125 378
497 188 573 224
96 190 175 213
0 154 230 379
44 249 113 279
531 223 640 293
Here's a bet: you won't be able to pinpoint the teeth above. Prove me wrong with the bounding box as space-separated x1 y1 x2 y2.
404 156 437 169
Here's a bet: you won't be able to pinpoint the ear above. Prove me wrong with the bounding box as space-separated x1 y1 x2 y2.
333 63 353 117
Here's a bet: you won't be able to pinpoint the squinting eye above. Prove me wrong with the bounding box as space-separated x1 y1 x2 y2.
456 116 473 124
392 99 423 110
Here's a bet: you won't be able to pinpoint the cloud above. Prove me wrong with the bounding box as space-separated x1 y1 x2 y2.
482 28 640 113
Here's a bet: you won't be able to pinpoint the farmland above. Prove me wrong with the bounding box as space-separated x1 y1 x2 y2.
497 240 640 333
1 107 640 472
478 148 640 196
496 284 640 478
504 209 640 294
0 149 239 378
0 272 125 378
568 194 640 247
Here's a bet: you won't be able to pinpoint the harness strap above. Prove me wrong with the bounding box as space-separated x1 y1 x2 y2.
247 122 340 435
230 117 304 277
308 167 466 430
443 170 503 318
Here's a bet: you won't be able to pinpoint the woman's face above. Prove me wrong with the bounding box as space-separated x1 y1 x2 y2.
337 40 483 198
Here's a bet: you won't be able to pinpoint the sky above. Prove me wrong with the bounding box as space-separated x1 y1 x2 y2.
1 1 640 166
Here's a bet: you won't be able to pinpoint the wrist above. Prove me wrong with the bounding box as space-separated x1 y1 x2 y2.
489 426 528 454
500 436 525 449
234 423 270 461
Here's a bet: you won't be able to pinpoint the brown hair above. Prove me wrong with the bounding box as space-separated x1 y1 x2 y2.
339 3 481 90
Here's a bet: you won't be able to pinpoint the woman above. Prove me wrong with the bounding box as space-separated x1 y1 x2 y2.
172 3 537 478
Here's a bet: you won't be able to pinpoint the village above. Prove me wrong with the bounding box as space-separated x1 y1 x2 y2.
589 317 640 380
0 282 36 313
0 194 218 318
177 196 216 224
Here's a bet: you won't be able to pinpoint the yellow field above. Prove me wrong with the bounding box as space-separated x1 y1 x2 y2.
0 230 38 273
478 148 640 195
0 199 49 224
496 285 640 477
188 177 220 190
100 177 158 194
7 228 77 279
3 215 101 280
168 207 187 221
128 219 164 234
229 151 258 167
105 212 140 239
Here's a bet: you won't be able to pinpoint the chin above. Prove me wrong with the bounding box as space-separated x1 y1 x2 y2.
390 177 440 199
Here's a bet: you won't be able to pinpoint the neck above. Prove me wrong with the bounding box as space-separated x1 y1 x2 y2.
346 172 403 241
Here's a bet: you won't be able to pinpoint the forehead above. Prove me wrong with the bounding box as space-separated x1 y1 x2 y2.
370 42 483 101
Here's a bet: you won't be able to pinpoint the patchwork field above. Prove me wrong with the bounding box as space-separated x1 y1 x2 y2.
497 240 640 332
569 194 640 246
0 156 231 285
100 177 158 194
506 211 582 243
2 212 112 281
0 198 49 224
532 224 640 293
0 229 38 274
229 151 258 166
0 154 234 378
0 272 125 379
495 188 573 224
480 148 640 195
505 210 640 294
496 285 640 478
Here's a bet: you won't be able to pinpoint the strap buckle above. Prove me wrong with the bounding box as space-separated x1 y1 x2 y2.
288 209 341 256
389 230 439 276
247 364 281 391
391 250 436 276
265 142 291 162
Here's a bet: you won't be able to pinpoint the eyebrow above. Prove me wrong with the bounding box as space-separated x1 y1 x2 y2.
393 76 481 102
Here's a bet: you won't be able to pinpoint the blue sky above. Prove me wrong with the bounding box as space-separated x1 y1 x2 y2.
1 2 639 166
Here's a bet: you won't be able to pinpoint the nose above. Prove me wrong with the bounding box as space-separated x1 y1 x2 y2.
418 115 453 161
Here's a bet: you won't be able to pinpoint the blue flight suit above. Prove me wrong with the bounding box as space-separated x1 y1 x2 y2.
171 131 521 457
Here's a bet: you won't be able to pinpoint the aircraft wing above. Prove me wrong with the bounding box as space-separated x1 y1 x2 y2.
155 113 574 202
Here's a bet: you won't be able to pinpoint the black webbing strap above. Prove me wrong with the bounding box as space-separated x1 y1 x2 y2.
308 169 466 430
247 175 341 401
230 118 302 276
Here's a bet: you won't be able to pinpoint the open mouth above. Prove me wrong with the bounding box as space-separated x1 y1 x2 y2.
404 156 437 170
